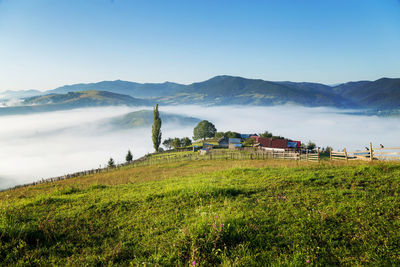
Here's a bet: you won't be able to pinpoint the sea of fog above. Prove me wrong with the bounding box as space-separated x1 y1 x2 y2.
1 105 400 189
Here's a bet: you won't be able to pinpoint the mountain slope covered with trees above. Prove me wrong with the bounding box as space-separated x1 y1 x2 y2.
2 76 399 115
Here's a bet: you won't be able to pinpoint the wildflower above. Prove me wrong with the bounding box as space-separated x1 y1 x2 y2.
306 259 310 263
192 260 196 265
220 224 223 227
214 215 218 219
213 224 217 228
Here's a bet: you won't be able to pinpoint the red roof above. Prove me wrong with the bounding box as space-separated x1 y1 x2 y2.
251 136 287 149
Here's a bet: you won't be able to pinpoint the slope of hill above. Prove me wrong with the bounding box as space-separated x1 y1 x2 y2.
155 75 354 107
48 80 185 98
333 78 400 109
1 159 399 265
108 110 200 128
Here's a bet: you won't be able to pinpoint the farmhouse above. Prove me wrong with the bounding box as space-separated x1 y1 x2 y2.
250 136 300 150
228 138 242 149
217 137 229 148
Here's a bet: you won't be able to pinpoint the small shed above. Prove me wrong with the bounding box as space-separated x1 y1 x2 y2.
228 138 242 150
287 141 301 149
218 137 229 148
229 138 241 144
199 148 210 155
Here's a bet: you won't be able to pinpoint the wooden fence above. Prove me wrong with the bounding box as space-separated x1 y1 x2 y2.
299 149 320 163
7 142 398 192
134 149 301 166
372 146 400 161
330 142 400 162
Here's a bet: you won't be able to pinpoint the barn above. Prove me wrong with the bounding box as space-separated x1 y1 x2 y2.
250 136 301 150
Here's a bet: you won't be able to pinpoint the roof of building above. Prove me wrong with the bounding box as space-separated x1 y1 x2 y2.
229 138 241 144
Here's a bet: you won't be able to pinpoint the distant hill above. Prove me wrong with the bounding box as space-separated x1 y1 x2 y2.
23 90 150 107
0 89 42 100
47 80 185 98
0 91 151 116
155 75 353 107
108 110 200 128
332 78 400 109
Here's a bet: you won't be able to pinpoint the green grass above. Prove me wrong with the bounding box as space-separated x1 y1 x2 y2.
192 138 220 147
0 160 399 265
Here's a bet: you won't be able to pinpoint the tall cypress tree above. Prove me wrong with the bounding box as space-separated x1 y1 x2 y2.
152 104 162 152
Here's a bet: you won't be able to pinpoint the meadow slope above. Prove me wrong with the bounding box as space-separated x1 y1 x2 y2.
0 159 399 266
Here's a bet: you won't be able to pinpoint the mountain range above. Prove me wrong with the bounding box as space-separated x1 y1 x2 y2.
1 75 399 115
0 91 149 116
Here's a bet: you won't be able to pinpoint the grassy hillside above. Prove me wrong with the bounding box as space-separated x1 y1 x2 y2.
1 159 399 265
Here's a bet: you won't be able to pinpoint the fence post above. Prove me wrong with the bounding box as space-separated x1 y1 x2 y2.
317 148 320 163
344 148 348 163
370 142 373 161
306 149 309 162
329 149 332 162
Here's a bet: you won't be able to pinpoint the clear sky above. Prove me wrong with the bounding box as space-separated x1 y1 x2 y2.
0 0 399 91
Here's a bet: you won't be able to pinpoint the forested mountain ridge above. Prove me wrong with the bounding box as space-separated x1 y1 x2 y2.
2 76 399 113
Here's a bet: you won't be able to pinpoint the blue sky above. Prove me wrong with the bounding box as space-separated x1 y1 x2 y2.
0 0 399 91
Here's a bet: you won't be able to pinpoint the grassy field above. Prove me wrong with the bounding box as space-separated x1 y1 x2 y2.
0 159 399 266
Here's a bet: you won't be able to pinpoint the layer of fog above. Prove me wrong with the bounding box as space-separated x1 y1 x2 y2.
161 105 400 151
1 105 400 189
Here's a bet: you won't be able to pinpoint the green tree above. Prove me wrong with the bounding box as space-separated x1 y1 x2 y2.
162 138 173 150
108 157 115 168
180 137 192 147
125 150 133 162
171 137 182 149
307 141 316 150
214 132 225 139
259 131 273 138
225 131 241 138
152 104 162 152
243 138 256 147
193 120 217 140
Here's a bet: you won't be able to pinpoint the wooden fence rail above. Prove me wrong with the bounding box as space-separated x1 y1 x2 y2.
6 142 398 192
372 146 400 161
330 142 400 162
